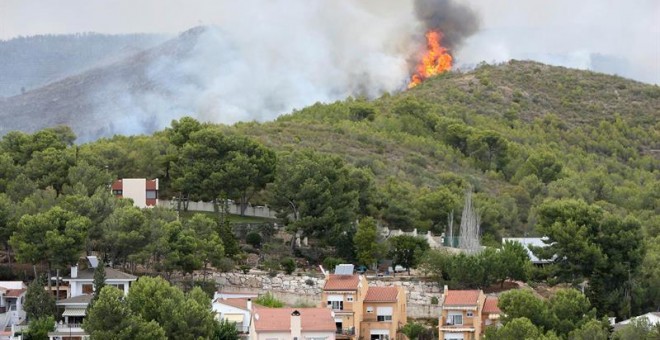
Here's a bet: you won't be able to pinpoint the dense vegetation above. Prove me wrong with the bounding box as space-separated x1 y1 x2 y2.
0 61 658 328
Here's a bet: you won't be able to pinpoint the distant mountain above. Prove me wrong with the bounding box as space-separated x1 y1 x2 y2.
0 28 207 141
0 33 169 98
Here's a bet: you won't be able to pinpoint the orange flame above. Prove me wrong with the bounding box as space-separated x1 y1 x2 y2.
408 30 452 88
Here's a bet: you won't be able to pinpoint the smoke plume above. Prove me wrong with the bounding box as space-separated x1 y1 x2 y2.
413 0 480 50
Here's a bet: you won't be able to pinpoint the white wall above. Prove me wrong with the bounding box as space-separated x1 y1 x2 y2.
123 178 147 208
69 279 131 297
212 301 251 333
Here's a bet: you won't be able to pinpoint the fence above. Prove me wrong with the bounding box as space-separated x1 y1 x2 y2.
159 199 279 219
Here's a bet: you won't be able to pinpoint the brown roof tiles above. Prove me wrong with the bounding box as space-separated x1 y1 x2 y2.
365 286 399 302
443 290 480 306
323 274 360 291
482 296 500 314
253 308 335 332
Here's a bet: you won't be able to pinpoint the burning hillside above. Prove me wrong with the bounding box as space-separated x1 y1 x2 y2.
408 30 452 88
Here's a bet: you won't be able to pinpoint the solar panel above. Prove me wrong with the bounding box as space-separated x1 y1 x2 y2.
87 256 99 268
334 264 354 275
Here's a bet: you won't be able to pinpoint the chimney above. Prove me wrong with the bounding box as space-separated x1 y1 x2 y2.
71 265 78 279
290 310 301 338
443 285 449 295
247 298 252 311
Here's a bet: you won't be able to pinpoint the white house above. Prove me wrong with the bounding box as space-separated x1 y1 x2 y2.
213 297 254 334
111 178 158 208
501 237 553 265
614 312 660 330
0 282 26 340
250 308 336 340
48 257 136 340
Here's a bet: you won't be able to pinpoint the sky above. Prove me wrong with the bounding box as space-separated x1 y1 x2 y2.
0 0 658 85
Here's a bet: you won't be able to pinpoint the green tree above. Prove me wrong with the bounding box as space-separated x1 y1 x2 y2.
517 151 563 184
100 206 147 267
184 214 224 278
269 150 361 245
498 290 550 329
25 147 75 195
10 207 90 279
25 316 55 340
568 319 610 340
354 217 379 268
24 276 56 321
66 161 112 196
92 262 106 304
84 286 167 340
490 317 541 340
547 289 596 337
496 240 531 286
387 235 429 275
399 321 426 340
213 319 240 340
612 317 656 340
416 187 459 233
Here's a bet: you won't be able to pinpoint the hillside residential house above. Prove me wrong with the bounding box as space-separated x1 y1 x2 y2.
250 308 336 340
48 257 137 340
613 312 660 330
321 266 369 338
438 286 500 340
111 178 159 208
0 281 27 339
501 237 552 265
360 286 407 340
321 264 408 340
213 297 254 334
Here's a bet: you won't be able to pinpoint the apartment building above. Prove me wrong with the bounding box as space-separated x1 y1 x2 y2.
438 286 500 340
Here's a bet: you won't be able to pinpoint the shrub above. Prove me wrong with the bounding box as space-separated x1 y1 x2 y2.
246 232 263 248
322 257 344 271
254 292 284 308
216 258 235 273
281 257 296 275
239 264 252 274
305 279 315 286
430 296 439 305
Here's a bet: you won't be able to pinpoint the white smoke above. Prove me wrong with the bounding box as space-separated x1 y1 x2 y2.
88 1 423 136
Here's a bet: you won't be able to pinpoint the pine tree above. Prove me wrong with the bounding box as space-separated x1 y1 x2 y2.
92 261 106 303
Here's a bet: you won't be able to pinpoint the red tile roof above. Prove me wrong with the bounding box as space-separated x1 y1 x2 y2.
111 180 122 190
482 296 500 314
443 290 480 306
323 274 360 291
5 289 26 298
215 298 251 311
365 286 399 302
253 308 336 332
146 179 158 190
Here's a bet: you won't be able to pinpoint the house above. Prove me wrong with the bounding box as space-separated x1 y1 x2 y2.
250 308 336 340
321 265 369 338
111 178 159 208
501 237 552 265
48 257 137 340
360 286 406 340
613 312 660 330
0 281 27 339
213 297 254 334
438 286 500 340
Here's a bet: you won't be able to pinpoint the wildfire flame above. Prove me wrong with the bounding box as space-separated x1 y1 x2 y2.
408 30 452 88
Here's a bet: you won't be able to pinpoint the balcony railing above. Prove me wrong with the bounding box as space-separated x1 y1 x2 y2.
336 328 355 336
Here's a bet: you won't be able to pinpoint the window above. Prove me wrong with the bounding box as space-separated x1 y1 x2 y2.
328 301 343 310
366 306 374 313
377 307 393 322
347 295 354 302
146 190 157 199
377 315 392 322
112 190 123 195
446 314 463 326
82 284 93 294
466 311 474 317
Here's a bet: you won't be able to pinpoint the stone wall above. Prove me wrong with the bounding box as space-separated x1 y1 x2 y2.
207 271 443 319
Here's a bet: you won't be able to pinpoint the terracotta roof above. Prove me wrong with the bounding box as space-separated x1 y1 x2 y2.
111 180 122 190
443 290 480 306
215 298 251 311
146 179 158 190
482 296 500 313
365 286 399 302
5 289 26 297
253 308 335 332
323 274 360 291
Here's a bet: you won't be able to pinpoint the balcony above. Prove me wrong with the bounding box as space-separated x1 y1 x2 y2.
336 328 355 336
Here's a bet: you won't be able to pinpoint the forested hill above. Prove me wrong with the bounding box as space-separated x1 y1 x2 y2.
1 60 659 318
229 60 660 237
